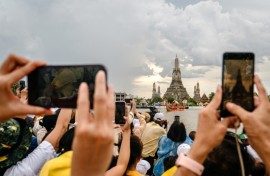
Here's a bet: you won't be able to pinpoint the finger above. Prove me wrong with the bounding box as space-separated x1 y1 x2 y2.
125 106 129 118
0 54 29 74
17 104 53 116
76 82 90 124
106 85 115 125
94 71 107 124
254 96 260 108
226 102 250 123
208 85 222 109
254 75 268 103
7 61 46 85
220 117 231 128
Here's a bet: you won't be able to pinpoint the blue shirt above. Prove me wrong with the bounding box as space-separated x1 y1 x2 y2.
153 135 193 176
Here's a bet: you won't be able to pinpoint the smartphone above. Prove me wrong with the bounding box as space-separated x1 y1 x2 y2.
125 98 132 104
19 80 26 91
220 52 254 117
27 64 107 109
115 101 126 124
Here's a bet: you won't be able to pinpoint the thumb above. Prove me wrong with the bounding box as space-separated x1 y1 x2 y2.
226 102 250 123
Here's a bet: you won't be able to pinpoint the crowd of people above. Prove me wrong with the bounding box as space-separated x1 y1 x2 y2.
1 54 270 176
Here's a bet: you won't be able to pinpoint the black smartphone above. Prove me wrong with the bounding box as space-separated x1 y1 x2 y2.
19 80 26 91
125 98 132 104
27 64 107 109
115 101 126 125
220 52 255 117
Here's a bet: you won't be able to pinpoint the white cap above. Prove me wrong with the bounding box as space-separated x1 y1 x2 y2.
177 143 191 156
133 118 140 128
153 112 165 121
136 159 151 175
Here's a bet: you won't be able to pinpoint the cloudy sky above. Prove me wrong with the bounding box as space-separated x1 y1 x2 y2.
1 0 270 98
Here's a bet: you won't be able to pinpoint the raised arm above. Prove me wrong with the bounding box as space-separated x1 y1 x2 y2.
72 71 115 176
226 75 270 172
174 86 234 176
44 109 72 151
0 54 52 122
105 106 131 176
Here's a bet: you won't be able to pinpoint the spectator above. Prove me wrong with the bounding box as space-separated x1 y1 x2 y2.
125 135 143 176
1 109 72 176
130 100 146 139
140 113 166 175
153 121 189 176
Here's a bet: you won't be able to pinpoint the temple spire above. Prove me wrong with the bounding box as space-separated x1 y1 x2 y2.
175 54 179 69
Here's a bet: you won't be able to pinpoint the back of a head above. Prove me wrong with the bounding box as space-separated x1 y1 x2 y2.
128 135 143 169
167 121 186 143
163 155 178 172
141 112 151 123
57 127 75 154
189 131 196 141
202 132 255 176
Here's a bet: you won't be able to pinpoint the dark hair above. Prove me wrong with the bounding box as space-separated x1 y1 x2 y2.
57 127 75 154
107 156 118 170
252 162 266 176
163 155 178 172
202 132 255 176
127 135 143 169
40 109 61 131
189 131 196 141
167 121 186 143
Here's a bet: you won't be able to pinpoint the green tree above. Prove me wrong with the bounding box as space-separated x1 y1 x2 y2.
151 96 163 104
167 97 175 104
135 97 143 105
187 98 197 106
208 92 215 102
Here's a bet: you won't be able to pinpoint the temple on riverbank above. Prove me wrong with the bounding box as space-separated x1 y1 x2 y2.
163 55 190 100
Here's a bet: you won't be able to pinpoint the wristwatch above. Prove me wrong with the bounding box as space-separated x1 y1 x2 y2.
176 153 204 175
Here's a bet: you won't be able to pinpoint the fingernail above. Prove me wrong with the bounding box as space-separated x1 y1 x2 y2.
226 102 233 109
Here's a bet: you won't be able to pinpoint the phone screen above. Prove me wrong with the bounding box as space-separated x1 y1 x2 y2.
19 80 26 91
115 101 126 124
27 65 107 109
220 52 254 117
125 98 131 104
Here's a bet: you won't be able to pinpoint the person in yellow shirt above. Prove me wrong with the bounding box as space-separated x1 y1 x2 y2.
125 135 144 176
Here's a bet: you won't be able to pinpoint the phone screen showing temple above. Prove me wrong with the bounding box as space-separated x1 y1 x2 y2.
28 65 107 109
221 53 254 117
115 101 126 124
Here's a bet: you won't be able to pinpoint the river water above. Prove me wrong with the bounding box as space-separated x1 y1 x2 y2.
138 106 243 134
138 106 203 134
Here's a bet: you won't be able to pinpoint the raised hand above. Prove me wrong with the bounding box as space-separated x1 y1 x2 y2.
0 54 52 122
72 71 115 176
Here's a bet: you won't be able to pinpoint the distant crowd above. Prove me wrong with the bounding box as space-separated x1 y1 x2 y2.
1 54 270 176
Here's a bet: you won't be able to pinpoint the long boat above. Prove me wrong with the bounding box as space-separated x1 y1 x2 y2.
165 103 188 112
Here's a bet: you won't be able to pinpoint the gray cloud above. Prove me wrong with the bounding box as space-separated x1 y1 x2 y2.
0 0 270 98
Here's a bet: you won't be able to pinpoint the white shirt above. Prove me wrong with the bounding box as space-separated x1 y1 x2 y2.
4 141 56 176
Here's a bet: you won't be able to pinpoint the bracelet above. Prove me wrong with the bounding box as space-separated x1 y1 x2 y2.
176 153 204 175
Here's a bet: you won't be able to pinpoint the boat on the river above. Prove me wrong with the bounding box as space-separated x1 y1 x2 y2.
165 100 188 112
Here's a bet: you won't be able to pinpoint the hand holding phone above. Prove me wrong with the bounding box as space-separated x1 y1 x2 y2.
220 52 255 117
115 101 126 125
27 64 107 109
